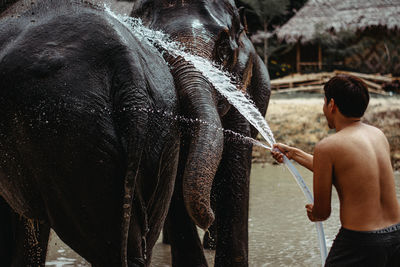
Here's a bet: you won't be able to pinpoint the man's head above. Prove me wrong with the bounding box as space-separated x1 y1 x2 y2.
323 74 370 118
323 74 369 129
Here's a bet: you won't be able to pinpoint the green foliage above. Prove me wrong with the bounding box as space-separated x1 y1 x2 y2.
241 0 290 25
268 59 293 78
237 0 307 74
236 0 308 31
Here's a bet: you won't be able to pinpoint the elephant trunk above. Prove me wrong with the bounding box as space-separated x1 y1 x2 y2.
169 56 224 230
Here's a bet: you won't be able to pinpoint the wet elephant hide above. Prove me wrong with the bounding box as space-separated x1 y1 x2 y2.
0 0 180 266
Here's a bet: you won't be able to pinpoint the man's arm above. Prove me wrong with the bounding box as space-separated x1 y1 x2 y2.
306 141 333 222
272 143 314 171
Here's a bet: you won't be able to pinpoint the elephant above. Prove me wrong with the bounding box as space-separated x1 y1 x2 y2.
131 1 271 266
0 0 194 266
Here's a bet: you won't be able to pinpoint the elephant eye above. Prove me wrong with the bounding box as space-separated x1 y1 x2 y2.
216 39 232 64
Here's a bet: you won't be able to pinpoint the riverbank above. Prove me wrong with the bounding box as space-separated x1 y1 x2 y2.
252 93 400 171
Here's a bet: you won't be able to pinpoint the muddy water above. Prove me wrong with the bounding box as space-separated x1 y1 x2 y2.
45 163 400 267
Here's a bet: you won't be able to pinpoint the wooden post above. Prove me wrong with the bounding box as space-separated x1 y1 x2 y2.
318 43 322 70
296 42 301 73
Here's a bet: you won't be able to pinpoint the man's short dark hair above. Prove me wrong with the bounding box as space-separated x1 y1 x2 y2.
324 74 370 118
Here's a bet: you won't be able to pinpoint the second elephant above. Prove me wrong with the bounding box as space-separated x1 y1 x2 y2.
132 1 271 266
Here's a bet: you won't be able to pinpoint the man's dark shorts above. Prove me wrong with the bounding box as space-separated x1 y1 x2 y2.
325 223 400 267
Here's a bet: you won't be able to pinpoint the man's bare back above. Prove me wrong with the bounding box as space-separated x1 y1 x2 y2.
317 122 400 231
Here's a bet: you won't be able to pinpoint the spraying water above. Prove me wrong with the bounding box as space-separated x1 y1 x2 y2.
105 7 327 266
105 7 276 147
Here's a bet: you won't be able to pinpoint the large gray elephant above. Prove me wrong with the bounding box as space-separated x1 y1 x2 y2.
0 0 270 266
0 0 184 266
131 1 271 266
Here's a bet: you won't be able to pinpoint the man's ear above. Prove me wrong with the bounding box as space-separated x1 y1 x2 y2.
328 98 336 113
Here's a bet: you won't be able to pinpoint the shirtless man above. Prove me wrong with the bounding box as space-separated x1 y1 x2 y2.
271 74 400 266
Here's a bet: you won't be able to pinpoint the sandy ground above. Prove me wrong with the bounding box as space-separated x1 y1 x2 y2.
252 93 400 171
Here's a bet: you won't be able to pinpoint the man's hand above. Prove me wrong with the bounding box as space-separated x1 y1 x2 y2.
271 143 295 163
271 143 314 171
305 204 318 222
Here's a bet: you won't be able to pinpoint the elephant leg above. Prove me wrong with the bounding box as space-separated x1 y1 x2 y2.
0 196 13 266
162 226 170 244
214 112 252 267
12 218 50 267
164 194 208 267
0 196 50 267
164 169 208 267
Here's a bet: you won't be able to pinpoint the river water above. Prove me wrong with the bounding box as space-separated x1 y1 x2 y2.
45 163 400 267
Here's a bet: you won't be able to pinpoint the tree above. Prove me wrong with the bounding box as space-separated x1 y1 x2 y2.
240 0 290 65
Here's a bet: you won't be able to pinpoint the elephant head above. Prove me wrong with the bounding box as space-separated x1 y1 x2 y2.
131 0 270 231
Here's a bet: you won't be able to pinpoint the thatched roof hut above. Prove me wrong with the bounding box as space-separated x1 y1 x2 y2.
273 0 400 75
277 0 400 44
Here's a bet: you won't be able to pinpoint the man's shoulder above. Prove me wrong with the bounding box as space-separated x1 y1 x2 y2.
362 123 390 149
363 123 386 137
313 137 337 163
314 134 347 161
315 135 337 151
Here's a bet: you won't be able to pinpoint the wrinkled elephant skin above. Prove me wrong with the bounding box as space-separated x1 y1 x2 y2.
132 1 271 266
0 0 181 266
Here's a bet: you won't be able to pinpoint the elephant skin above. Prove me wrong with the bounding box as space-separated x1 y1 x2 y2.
0 0 186 266
131 1 271 266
